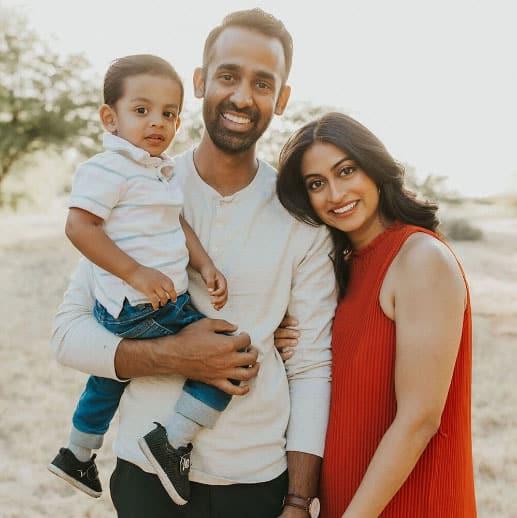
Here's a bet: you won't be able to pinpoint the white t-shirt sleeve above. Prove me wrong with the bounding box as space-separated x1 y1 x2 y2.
284 226 337 457
50 258 124 380
69 160 126 220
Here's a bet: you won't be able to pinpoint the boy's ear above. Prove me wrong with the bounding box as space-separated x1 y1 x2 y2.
193 67 205 99
99 104 117 132
175 115 181 131
274 84 291 116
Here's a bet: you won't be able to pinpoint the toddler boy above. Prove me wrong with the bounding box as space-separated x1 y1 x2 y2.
48 55 232 506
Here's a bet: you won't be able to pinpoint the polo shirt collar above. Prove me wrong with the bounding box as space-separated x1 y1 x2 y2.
103 133 174 176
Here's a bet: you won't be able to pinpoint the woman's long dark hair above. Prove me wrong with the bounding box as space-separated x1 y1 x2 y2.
277 112 439 299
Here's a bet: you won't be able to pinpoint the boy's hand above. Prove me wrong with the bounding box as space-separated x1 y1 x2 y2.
125 265 177 310
200 264 228 310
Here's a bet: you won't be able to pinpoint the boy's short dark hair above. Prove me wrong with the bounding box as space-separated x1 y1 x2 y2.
202 8 293 81
103 54 184 112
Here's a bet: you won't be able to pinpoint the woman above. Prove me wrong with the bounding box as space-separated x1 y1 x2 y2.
275 113 476 517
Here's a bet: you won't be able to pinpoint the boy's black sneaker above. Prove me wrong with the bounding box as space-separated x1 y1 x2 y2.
138 422 192 506
48 448 102 498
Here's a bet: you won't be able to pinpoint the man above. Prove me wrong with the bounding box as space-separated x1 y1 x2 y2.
51 9 336 517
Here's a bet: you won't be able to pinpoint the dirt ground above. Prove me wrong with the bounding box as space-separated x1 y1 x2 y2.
0 200 516 517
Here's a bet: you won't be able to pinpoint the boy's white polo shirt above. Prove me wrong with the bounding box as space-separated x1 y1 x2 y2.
68 134 189 318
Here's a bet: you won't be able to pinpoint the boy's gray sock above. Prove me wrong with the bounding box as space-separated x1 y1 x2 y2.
67 442 92 462
166 412 202 449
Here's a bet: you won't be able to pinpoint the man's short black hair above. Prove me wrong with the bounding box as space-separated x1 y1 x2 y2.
202 8 293 81
103 54 184 112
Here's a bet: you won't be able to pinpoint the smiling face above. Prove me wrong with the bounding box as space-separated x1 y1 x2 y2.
195 26 290 153
100 74 182 156
301 141 386 248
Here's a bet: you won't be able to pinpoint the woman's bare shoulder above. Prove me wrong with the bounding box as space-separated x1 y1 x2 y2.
393 231 465 297
398 232 457 267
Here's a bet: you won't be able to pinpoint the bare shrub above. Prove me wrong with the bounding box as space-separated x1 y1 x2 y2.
441 218 483 241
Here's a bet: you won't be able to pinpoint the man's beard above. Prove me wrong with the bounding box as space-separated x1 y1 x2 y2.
203 100 269 154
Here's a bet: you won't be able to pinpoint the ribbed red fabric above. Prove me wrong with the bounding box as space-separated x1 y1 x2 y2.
320 223 476 517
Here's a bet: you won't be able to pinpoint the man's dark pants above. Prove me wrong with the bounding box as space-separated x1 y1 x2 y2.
110 458 288 517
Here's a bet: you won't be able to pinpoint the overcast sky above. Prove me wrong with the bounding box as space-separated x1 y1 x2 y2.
7 0 517 197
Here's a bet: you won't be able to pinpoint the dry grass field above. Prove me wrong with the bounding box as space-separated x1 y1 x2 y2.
0 198 516 517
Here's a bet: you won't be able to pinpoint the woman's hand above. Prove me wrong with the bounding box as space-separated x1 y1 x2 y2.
274 314 300 361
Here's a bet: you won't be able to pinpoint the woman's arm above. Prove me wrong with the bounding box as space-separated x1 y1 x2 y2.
342 234 466 518
274 314 300 361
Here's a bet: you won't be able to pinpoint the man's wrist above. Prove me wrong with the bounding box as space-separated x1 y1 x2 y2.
149 334 181 374
283 494 320 517
285 451 321 501
114 335 176 378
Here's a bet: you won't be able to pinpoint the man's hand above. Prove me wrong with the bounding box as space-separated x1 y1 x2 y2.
170 318 256 394
200 263 228 310
115 317 259 395
125 265 177 309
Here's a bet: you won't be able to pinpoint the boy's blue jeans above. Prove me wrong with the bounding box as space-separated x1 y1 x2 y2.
70 293 232 449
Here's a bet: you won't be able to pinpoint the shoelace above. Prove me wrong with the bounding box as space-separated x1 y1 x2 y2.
179 454 191 473
77 463 98 481
87 463 99 481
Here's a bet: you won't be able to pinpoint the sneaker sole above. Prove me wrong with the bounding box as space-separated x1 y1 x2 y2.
137 437 188 506
47 463 102 498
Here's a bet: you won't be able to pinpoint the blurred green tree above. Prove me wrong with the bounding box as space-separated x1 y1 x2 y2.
0 7 101 196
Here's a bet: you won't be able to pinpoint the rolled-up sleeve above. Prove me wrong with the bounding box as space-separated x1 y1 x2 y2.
50 258 124 380
285 226 337 457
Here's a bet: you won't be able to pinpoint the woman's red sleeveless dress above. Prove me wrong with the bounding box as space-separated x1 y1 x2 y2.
319 223 476 517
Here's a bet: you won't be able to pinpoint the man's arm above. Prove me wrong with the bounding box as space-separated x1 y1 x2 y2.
281 226 337 515
114 318 257 394
51 259 258 394
281 452 322 517
51 258 124 379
